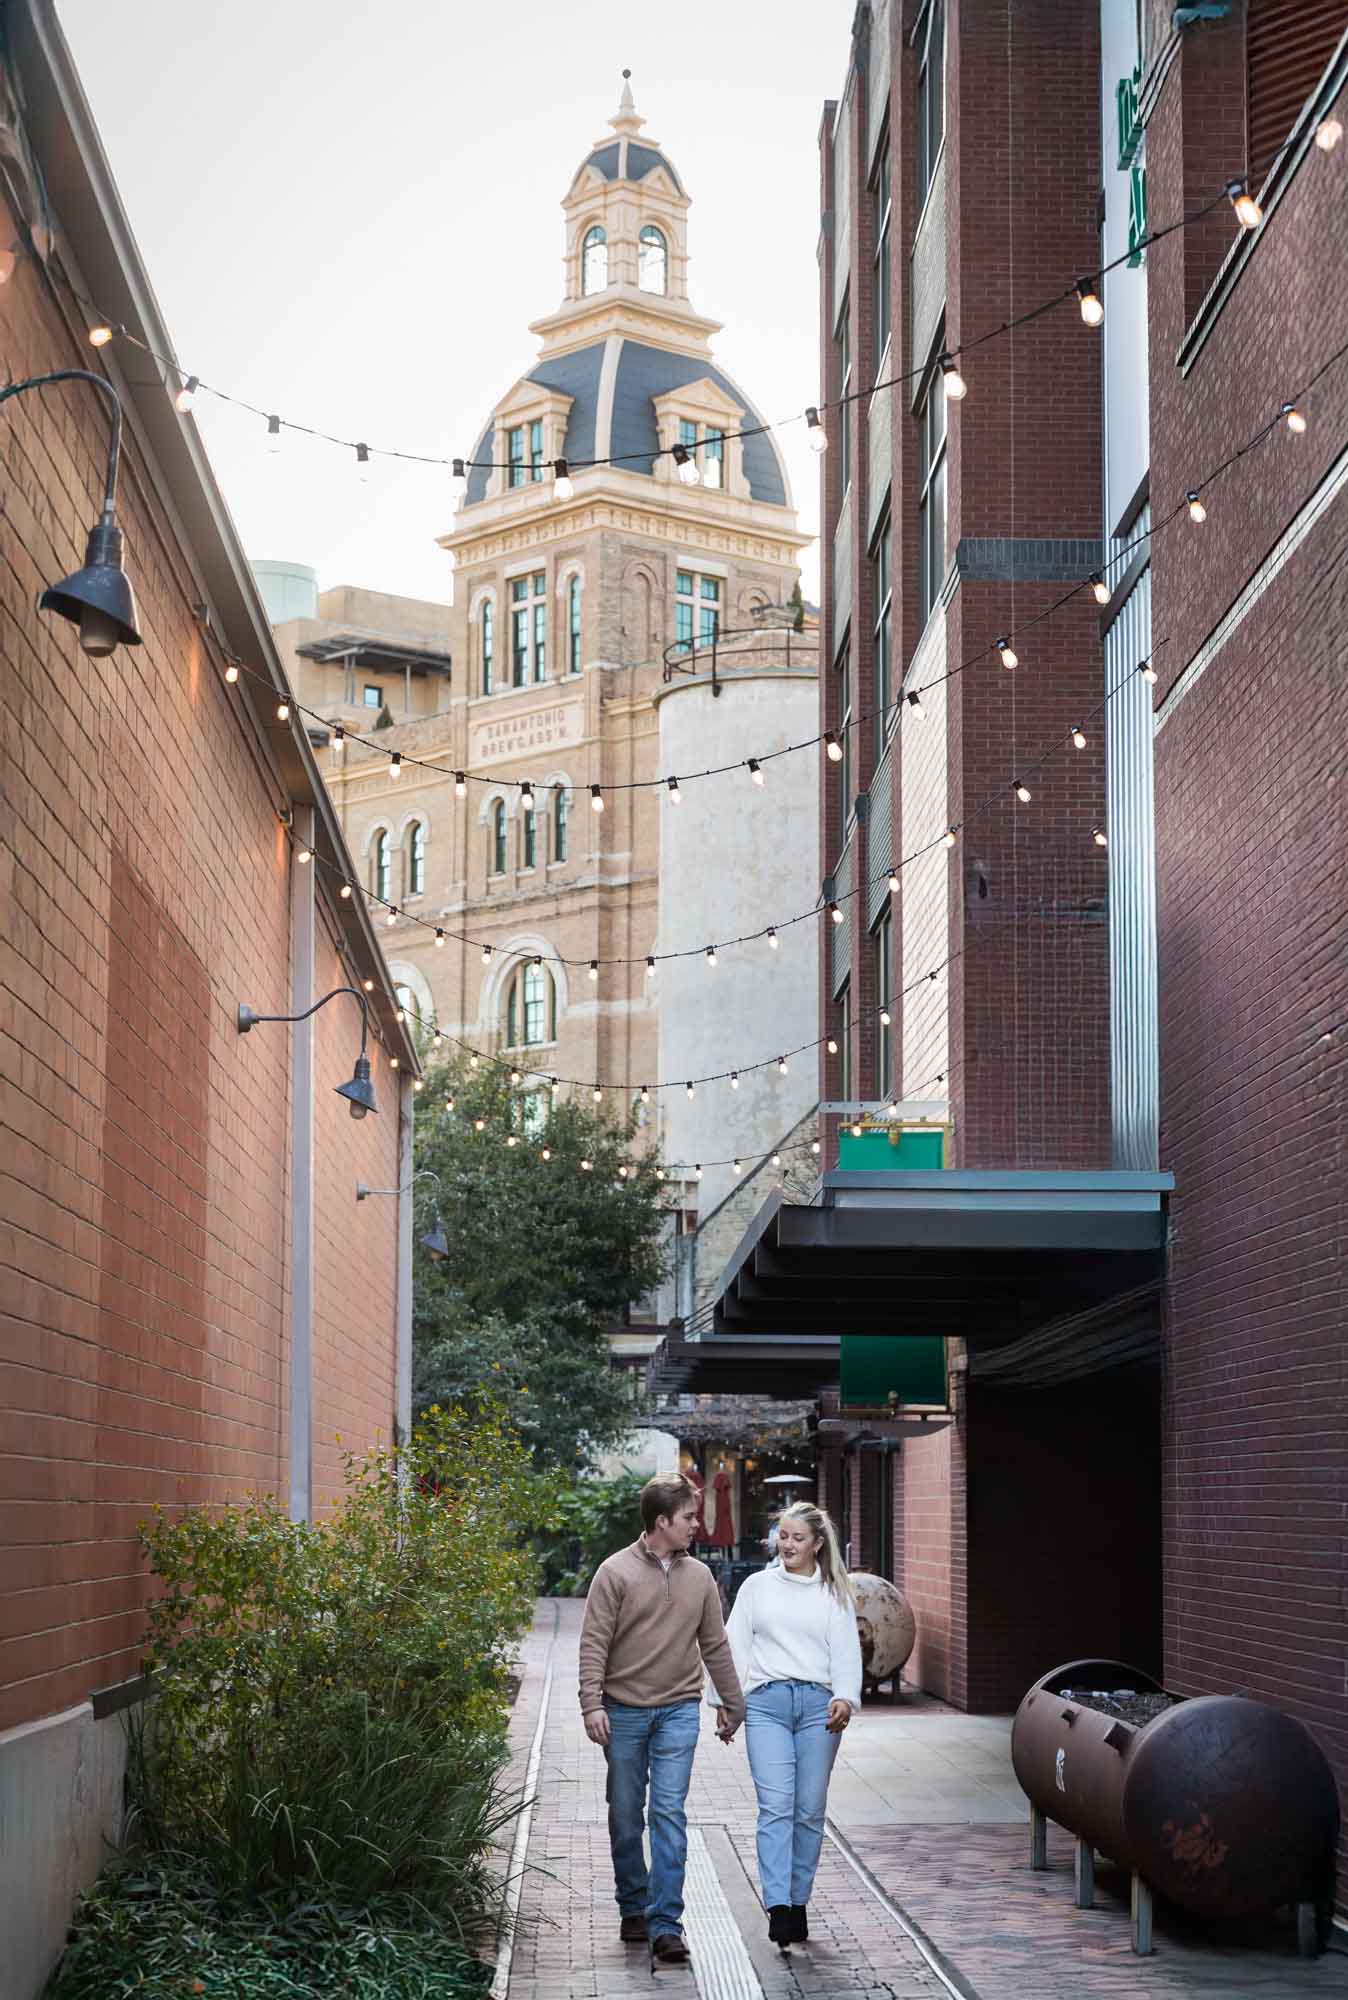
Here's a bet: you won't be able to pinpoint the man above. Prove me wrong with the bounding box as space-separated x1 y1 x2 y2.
579 1472 745 1965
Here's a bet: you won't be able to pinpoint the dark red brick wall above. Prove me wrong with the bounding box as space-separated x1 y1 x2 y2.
0 201 401 1729
1146 30 1348 1892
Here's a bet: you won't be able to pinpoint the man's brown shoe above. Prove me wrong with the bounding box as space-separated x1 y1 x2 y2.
650 1933 689 1965
619 1915 648 1944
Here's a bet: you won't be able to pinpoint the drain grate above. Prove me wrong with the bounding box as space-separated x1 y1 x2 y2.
682 1826 767 2000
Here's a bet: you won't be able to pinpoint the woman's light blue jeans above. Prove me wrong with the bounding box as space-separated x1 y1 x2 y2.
603 1697 701 1939
745 1680 840 1909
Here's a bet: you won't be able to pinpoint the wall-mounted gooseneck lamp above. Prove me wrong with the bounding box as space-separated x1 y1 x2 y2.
238 986 378 1117
0 370 142 655
356 1169 447 1261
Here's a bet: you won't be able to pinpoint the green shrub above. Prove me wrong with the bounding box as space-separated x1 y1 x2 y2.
131 1404 553 1910
539 1468 648 1594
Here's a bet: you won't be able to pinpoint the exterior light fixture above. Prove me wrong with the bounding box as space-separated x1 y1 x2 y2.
1315 116 1343 151
1 371 143 655
481 943 493 964
1140 658 1158 684
590 783 605 813
276 699 291 721
554 458 574 500
732 1159 743 1176
1282 402 1307 434
520 780 535 812
942 827 957 848
705 945 718 968
906 689 925 716
829 902 844 924
1014 779 1032 803
88 320 115 347
450 458 467 498
331 723 345 747
996 637 1018 669
827 1038 838 1055
356 1170 447 1257
339 883 352 899
1075 279 1104 327
938 352 967 400
588 958 599 981
777 1055 789 1074
1072 724 1087 749
672 443 701 486
454 771 467 797
1093 827 1108 847
685 1081 695 1100
805 406 828 453
355 442 371 480
266 414 282 452
747 758 765 785
646 955 656 977
1090 572 1111 605
1226 179 1262 230
824 731 843 761
1187 491 1206 522
730 1071 739 1089
175 375 199 413
225 661 241 684
238 986 378 1117
389 751 403 780
667 775 682 801
767 927 779 948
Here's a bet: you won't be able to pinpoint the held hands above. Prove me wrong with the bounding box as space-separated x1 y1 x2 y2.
584 1709 612 1746
826 1698 852 1734
715 1706 741 1744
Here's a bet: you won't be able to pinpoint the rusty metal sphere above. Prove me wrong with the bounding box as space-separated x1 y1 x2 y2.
848 1571 916 1682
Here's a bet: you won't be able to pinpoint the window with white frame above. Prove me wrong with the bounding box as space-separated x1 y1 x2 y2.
407 820 426 896
553 787 570 862
872 129 892 368
675 569 721 653
567 574 582 674
372 828 391 901
917 347 947 629
639 225 667 294
481 600 495 694
916 0 945 211
510 572 547 685
676 415 726 489
507 426 525 490
363 683 382 709
522 806 537 869
871 511 893 745
505 960 556 1048
582 225 607 294
490 801 507 876
837 302 852 495
835 639 852 824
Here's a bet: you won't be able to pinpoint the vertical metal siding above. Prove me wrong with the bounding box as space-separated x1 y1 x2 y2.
867 388 892 547
868 0 892 160
867 739 894 926
832 827 854 995
833 95 852 329
833 505 853 639
1105 553 1159 1169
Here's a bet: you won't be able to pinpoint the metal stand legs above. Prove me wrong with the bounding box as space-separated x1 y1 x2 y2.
1073 1837 1095 1909
1030 1804 1048 1871
1130 1872 1154 1955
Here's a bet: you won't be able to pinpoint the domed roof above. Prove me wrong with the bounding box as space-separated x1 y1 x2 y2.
464 338 789 508
574 137 683 194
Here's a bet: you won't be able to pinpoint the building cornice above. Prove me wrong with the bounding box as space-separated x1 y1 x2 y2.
442 490 812 571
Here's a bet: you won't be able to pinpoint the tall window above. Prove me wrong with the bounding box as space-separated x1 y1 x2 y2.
874 914 891 1089
490 801 507 875
639 224 667 293
839 982 852 1101
872 131 892 367
675 569 721 651
507 426 525 489
522 809 537 869
582 225 607 293
916 0 945 210
872 513 893 744
481 600 495 695
372 829 390 901
505 961 555 1049
917 351 948 629
533 594 547 678
703 427 724 490
509 572 547 684
529 418 544 483
408 820 426 896
567 574 582 673
553 787 570 862
837 304 852 495
835 640 852 824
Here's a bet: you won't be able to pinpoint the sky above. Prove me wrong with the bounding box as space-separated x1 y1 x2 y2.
57 1 849 611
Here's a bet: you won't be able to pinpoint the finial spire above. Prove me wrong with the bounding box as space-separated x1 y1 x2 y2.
609 66 645 136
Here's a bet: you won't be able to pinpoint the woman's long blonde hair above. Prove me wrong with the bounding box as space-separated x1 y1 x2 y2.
780 1500 853 1608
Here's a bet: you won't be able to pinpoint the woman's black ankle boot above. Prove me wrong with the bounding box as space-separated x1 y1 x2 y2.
789 1905 809 1942
767 1905 793 1946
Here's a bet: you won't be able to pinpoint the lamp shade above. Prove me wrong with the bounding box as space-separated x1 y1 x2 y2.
420 1213 449 1262
40 513 141 655
335 1054 378 1118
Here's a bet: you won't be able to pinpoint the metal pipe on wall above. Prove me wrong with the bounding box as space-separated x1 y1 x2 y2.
289 803 316 1523
395 1076 415 1446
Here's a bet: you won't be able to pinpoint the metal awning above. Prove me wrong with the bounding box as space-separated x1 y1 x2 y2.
650 1327 840 1398
296 632 453 674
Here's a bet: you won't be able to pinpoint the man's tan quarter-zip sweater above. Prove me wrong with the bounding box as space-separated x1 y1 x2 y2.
578 1537 745 1724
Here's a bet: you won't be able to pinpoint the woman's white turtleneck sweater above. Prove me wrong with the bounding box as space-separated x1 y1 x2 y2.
708 1564 863 1710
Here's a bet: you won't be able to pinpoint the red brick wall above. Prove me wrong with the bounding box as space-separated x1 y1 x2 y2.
0 208 401 1730
896 1420 959 1703
1146 31 1348 1891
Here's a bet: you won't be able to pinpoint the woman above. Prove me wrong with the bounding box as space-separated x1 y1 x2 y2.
712 1501 861 1947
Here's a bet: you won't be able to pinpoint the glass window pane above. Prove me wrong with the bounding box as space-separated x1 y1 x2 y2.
532 571 546 595
569 575 582 673
363 684 381 708
676 602 693 652
703 429 724 489
529 420 544 482
482 603 494 694
492 804 506 875
511 577 528 602
678 421 697 451
533 601 547 680
512 608 528 685
582 225 607 294
554 789 569 861
523 813 536 868
508 427 524 489
410 822 426 894
639 225 667 295
374 831 389 900
676 569 693 595
700 577 720 601
699 606 718 645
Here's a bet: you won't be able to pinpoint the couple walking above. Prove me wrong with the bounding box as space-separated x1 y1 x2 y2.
578 1472 862 1964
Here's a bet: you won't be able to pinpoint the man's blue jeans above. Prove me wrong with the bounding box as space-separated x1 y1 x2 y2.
603 1697 701 1938
744 1680 840 1908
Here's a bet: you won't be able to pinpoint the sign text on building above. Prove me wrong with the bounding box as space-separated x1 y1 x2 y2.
469 697 584 768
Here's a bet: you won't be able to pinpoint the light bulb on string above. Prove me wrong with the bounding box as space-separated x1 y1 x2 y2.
266 414 282 453
694 1164 704 1182
389 1058 399 1071
828 902 843 925
672 443 701 486
618 1165 629 1181
386 905 399 926
481 944 493 964
592 1083 602 1102
805 406 828 453
389 752 403 780
1140 659 1158 685
506 1134 517 1148
541 1145 552 1162
362 978 375 992
640 1085 651 1105
224 662 240 685
852 1122 863 1139
811 1139 821 1156
730 1071 739 1090
1093 827 1108 847
1315 116 1343 151
767 927 779 949
747 758 764 785
296 846 312 866
777 1055 789 1075
435 928 446 947
879 1007 891 1027
1075 279 1104 327
1282 402 1307 434
331 723 344 749
588 959 599 981
510 1067 523 1086
771 1152 782 1168
1090 573 1111 606
906 689 925 717
355 442 371 481
667 775 682 802
943 827 957 848
276 700 291 721
705 945 717 968
645 955 656 978
824 732 843 762
175 375 199 413
553 458 574 500
686 1081 695 1100
1014 779 1032 803
939 352 967 400
1227 180 1263 229
454 771 467 798
1187 491 1206 523
590 784 604 813
450 458 467 499
340 883 352 899
827 1038 838 1055
470 1054 481 1070
1072 725 1087 750
520 781 535 813
88 320 114 347
997 637 1018 669
732 1160 743 1176
474 1117 486 1132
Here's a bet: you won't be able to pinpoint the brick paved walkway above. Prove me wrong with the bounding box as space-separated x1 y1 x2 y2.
497 1601 1348 2000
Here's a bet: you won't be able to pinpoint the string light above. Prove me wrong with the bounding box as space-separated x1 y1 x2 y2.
1282 402 1307 434
435 928 445 946
389 1057 399 1070
389 752 403 780
811 1140 821 1156
1227 179 1263 230
824 732 843 761
340 883 352 899
771 1152 782 1168
732 1159 743 1176
646 956 656 978
1014 779 1033 803
828 902 843 925
851 1122 863 1139
939 352 967 400
554 458 574 500
826 1039 838 1055
879 1006 891 1026
331 723 344 748
672 443 701 486
667 775 682 802
997 638 1018 669
590 783 604 813
363 978 375 992
296 845 312 865
355 442 371 481
1093 827 1108 846
506 1134 517 1148
475 1116 486 1132
618 1164 629 1180
511 1068 524 1087
1186 491 1207 522
943 828 957 848
88 321 114 347
686 1081 695 1100
906 689 925 717
888 869 900 893
694 1164 703 1182
747 758 764 785
224 661 240 684
541 1145 551 1161
592 1083 602 1102
1315 116 1343 151
175 375 199 413
777 1055 789 1074
1090 573 1110 605
767 927 779 948
276 700 291 721
730 1070 739 1089
1140 659 1158 684
705 945 718 968
640 1085 651 1105
588 959 599 981
1072 724 1087 749
520 780 535 812
1076 279 1104 328
266 414 282 453
481 944 493 964
454 771 467 797
386 905 399 926
450 458 467 499
805 406 828 453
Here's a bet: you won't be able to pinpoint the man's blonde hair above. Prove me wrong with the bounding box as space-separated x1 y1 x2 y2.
639 1473 697 1534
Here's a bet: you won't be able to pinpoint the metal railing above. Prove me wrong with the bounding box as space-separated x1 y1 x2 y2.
661 623 809 694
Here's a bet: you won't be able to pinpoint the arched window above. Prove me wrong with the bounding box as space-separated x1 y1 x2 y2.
491 801 507 875
639 224 667 295
372 828 390 901
505 960 556 1048
582 225 608 294
481 601 495 695
407 820 426 895
522 808 537 869
553 788 570 863
395 982 422 1028
567 574 582 674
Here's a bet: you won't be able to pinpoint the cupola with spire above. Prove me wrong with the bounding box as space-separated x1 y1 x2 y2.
556 70 694 312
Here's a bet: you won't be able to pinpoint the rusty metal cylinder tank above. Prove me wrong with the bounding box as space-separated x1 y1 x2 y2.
848 1572 916 1683
1012 1659 1340 1919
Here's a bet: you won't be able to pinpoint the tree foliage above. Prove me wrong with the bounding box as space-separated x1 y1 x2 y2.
410 1052 667 1470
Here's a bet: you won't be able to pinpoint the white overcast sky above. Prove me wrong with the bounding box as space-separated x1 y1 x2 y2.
58 1 847 611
